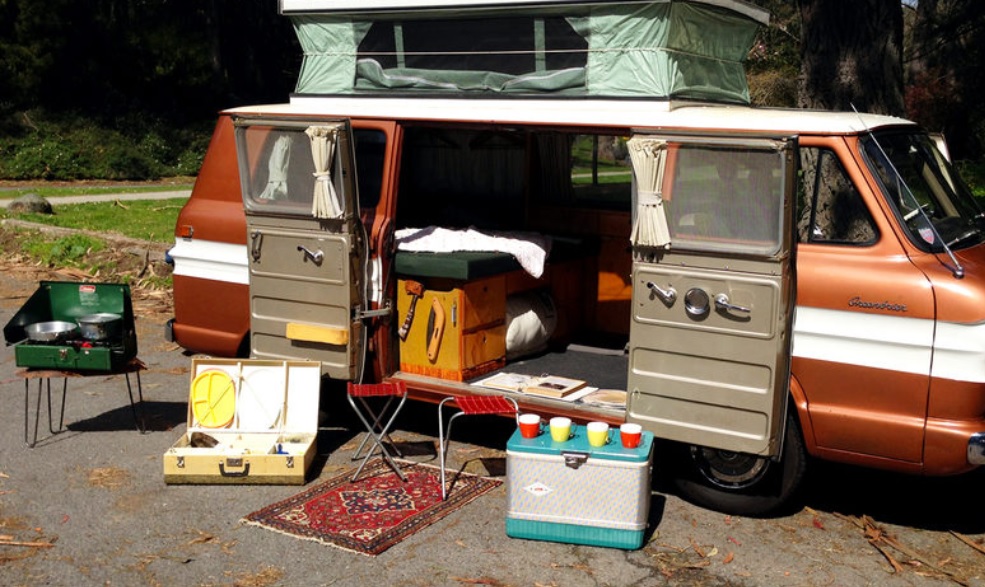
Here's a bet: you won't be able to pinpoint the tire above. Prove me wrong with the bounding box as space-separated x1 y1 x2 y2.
663 410 807 517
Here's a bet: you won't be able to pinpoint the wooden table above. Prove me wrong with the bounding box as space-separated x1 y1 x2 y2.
16 358 146 447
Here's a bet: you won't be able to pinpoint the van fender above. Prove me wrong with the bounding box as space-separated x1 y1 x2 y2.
788 373 818 457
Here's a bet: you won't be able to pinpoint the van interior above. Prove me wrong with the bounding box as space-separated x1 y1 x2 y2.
378 124 636 398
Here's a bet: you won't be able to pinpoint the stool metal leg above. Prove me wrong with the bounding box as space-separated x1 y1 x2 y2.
438 397 467 501
348 392 408 482
351 396 403 461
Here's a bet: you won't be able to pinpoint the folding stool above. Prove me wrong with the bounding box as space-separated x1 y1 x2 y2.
347 381 409 482
437 395 519 500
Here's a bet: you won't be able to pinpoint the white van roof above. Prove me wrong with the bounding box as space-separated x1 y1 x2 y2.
279 0 769 24
227 97 914 136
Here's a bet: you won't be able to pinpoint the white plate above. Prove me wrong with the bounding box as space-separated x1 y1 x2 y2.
236 367 285 429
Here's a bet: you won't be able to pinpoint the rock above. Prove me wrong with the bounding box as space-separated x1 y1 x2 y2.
7 193 54 214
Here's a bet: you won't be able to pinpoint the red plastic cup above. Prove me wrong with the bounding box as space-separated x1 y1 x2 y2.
620 423 642 448
519 414 542 439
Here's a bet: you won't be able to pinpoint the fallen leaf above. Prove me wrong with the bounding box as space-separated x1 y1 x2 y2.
723 552 735 564
690 538 707 558
728 535 742 546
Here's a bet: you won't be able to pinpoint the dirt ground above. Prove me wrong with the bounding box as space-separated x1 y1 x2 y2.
4 223 985 586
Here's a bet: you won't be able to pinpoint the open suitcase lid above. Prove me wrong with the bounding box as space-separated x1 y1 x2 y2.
187 359 321 435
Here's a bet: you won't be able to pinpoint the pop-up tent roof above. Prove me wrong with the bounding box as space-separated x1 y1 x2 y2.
280 0 769 103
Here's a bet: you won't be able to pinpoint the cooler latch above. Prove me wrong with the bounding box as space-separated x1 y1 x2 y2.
562 451 589 470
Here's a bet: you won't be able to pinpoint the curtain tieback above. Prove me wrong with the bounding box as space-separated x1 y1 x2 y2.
637 190 662 206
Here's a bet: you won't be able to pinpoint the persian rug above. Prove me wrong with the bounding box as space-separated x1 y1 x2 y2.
241 458 502 556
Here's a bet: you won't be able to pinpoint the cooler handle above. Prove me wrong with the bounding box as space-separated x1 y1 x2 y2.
561 451 589 470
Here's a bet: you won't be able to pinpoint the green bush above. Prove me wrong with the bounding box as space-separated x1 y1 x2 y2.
957 160 985 199
0 109 210 181
22 233 107 267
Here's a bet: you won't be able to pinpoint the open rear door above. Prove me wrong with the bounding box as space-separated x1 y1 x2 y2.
234 117 368 380
626 134 797 457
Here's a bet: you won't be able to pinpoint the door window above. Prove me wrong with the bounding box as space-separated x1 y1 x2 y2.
237 121 348 218
662 142 786 256
797 148 877 245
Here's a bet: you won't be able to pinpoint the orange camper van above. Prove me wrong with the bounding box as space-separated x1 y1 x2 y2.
166 0 985 515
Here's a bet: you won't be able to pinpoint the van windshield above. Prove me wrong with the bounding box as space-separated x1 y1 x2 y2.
862 130 985 252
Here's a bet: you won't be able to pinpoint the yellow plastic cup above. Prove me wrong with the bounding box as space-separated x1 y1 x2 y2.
587 421 610 447
549 417 572 442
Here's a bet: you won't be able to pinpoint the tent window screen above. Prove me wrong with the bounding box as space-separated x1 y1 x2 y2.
359 17 586 74
665 144 784 256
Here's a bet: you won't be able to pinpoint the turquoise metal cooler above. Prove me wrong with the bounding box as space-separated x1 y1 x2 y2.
506 424 654 549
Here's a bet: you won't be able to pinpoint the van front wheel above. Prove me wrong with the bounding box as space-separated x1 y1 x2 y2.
665 411 807 517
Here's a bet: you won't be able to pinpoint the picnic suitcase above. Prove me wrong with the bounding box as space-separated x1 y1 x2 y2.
163 358 321 485
506 424 653 549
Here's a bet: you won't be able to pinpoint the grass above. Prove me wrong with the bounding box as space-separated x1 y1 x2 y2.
3 198 184 243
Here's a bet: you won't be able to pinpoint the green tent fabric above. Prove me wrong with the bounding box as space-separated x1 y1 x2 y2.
290 0 763 103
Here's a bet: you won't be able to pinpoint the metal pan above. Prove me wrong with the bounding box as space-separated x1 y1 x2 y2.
76 313 123 341
25 321 79 343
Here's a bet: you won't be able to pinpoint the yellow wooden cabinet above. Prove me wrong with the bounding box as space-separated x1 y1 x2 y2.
398 275 506 381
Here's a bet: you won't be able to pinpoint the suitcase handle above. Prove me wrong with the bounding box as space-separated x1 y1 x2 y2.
219 459 251 478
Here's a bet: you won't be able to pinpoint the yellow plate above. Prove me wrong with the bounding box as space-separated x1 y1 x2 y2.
190 369 236 428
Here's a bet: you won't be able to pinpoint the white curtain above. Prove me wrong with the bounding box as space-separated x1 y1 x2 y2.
305 125 343 219
258 134 292 201
627 137 671 248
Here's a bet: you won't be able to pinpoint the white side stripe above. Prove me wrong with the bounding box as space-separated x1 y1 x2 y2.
792 307 934 377
169 239 250 285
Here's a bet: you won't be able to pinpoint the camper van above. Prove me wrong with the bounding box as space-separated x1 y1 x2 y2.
167 0 985 515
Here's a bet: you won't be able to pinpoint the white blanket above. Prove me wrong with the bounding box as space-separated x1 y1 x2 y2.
395 226 552 278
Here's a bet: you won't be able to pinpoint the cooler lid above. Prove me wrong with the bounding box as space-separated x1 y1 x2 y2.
507 424 652 463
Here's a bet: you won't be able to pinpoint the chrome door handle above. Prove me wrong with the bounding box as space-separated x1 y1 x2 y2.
714 293 750 314
297 245 324 264
250 230 263 262
646 281 677 305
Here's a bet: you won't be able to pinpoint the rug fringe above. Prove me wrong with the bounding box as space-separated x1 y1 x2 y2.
239 519 377 557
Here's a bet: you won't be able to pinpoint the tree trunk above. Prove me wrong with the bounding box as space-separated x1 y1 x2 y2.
797 0 905 116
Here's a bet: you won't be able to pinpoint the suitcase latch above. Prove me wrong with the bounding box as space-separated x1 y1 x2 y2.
562 451 589 469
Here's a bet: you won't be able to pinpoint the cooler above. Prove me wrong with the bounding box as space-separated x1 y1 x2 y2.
506 424 654 550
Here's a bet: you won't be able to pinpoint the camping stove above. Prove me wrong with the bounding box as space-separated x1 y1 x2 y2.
3 282 138 371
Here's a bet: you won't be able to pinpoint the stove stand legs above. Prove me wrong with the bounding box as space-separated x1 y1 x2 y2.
24 377 68 448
